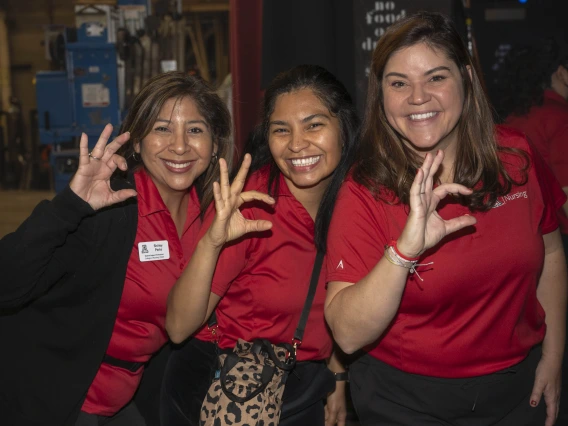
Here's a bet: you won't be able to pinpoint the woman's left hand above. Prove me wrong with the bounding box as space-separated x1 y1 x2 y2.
205 153 274 249
397 150 477 258
530 353 562 426
325 381 347 426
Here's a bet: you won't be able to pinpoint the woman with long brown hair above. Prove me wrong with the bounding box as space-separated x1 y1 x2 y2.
0 71 233 426
324 12 567 426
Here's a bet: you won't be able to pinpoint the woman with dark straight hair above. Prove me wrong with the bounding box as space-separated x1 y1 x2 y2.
324 12 567 426
162 64 360 426
0 71 232 426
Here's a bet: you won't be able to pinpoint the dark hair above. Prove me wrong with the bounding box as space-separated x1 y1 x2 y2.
117 71 233 215
496 39 568 118
244 64 360 252
355 12 527 211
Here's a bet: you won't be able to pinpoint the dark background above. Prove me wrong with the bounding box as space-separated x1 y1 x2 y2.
261 0 567 115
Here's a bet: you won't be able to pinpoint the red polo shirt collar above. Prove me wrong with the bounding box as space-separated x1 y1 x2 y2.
135 169 169 216
544 89 567 105
262 164 305 199
134 168 202 234
276 170 295 197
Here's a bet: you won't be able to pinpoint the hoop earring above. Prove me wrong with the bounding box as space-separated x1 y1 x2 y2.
132 152 139 162
211 153 218 164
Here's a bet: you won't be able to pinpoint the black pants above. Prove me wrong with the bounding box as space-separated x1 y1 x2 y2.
160 338 334 426
75 403 146 426
161 338 218 426
279 361 335 425
350 346 547 426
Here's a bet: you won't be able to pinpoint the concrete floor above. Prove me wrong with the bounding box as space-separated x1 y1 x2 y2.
0 190 55 238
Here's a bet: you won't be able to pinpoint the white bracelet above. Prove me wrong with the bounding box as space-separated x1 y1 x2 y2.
384 246 433 281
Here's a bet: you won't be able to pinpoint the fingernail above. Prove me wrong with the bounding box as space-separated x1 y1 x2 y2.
530 400 537 406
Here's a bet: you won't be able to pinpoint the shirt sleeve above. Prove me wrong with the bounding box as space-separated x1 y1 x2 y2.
528 140 567 234
326 180 389 285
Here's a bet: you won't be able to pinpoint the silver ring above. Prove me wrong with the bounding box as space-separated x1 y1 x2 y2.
420 192 426 194
89 152 102 161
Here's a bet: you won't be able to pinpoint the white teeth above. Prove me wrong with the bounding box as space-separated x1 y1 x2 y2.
165 161 191 169
409 112 437 121
291 156 321 167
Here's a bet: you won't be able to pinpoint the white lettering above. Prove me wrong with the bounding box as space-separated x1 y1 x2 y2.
503 191 528 202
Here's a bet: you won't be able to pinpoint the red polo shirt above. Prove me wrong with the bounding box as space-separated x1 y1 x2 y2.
326 126 566 378
195 167 333 361
82 169 204 416
506 90 568 234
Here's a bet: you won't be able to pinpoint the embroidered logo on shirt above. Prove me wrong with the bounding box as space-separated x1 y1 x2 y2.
491 191 527 208
336 260 344 270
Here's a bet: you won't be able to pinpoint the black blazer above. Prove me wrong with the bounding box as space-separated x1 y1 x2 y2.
0 179 145 425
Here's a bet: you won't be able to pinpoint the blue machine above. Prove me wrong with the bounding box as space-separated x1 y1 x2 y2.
36 19 121 192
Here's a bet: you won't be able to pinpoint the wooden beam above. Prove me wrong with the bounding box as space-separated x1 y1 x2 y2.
74 0 117 5
0 10 11 112
183 3 229 13
213 15 225 85
177 17 186 72
187 21 209 81
194 18 210 81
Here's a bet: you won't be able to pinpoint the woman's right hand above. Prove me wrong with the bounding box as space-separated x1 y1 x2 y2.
397 150 477 258
205 153 274 249
69 124 137 210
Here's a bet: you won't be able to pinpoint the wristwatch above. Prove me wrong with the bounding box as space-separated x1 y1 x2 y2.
334 371 349 382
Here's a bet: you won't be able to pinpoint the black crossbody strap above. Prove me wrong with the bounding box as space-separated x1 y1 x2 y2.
293 251 324 342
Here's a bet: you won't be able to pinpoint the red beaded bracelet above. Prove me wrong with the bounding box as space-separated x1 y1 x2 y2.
389 240 420 262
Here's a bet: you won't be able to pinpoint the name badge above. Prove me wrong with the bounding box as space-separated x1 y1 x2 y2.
138 240 170 262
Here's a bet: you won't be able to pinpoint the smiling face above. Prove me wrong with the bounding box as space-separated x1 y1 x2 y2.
135 96 216 198
268 88 342 198
382 42 465 157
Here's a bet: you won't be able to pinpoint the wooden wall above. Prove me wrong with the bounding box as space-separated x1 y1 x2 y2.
1 0 75 150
